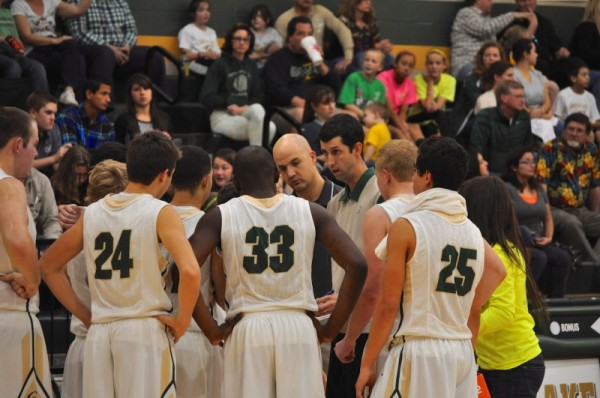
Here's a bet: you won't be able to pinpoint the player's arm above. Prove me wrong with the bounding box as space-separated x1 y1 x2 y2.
467 240 507 347
39 217 91 326
310 203 367 343
0 178 40 298
335 206 389 363
356 218 414 397
209 248 226 309
189 208 240 344
156 205 201 342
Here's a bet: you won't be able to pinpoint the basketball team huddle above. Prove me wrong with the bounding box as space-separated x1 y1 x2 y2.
1 108 535 398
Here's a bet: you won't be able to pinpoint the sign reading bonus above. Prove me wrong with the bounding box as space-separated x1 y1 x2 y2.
538 358 600 398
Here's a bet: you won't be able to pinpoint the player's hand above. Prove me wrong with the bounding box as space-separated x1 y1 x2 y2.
334 337 356 363
155 314 187 343
316 293 338 317
205 313 243 346
58 204 83 230
0 272 38 299
355 366 377 398
306 311 335 343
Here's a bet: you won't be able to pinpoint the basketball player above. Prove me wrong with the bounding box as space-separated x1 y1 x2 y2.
356 137 507 398
163 145 224 398
39 132 201 398
61 160 128 398
334 140 417 364
0 107 53 397
189 146 367 398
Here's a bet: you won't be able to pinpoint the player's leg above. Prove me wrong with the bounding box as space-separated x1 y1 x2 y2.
111 318 176 398
174 330 209 398
274 311 325 398
223 312 276 398
83 324 115 398
0 311 52 397
62 336 86 398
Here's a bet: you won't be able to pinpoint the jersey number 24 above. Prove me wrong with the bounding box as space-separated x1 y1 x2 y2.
94 230 133 279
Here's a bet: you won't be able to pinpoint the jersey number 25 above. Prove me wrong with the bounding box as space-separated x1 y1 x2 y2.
436 244 476 296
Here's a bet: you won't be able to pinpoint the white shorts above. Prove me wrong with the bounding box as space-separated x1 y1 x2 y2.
62 335 85 398
0 310 53 397
83 318 175 398
175 329 223 398
223 310 324 398
371 337 477 398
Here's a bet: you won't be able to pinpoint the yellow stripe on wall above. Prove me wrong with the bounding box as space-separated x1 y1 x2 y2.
137 35 450 71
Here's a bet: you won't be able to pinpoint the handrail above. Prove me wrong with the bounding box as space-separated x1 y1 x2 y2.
145 46 183 105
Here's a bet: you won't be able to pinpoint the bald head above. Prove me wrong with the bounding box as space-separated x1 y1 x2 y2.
234 146 279 192
272 134 322 198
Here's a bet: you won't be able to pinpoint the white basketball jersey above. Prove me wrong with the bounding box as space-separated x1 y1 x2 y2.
219 194 318 317
395 210 484 340
162 205 206 333
67 252 91 336
376 193 413 222
0 169 39 313
83 193 172 323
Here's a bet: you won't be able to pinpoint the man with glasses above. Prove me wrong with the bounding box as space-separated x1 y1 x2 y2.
536 112 600 262
471 80 534 174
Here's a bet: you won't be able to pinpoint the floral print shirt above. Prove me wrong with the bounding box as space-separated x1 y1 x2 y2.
536 139 600 208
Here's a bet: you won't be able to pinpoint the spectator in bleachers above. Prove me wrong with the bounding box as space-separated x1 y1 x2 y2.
554 58 600 136
51 144 90 205
114 73 173 144
22 167 62 240
502 146 571 298
178 0 220 76
536 112 600 262
407 49 456 137
56 79 114 150
200 23 274 147
0 0 47 91
337 0 393 73
302 84 337 156
338 48 386 120
203 147 235 211
570 0 600 110
450 42 505 139
27 91 71 177
465 148 489 179
275 0 354 74
11 0 98 105
501 0 571 87
475 60 515 114
362 101 390 163
249 5 282 70
377 51 422 142
461 42 503 112
264 16 340 122
471 80 533 174
450 0 532 80
513 38 556 143
63 0 166 91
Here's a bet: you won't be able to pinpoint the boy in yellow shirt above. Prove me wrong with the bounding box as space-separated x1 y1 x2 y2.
363 102 391 162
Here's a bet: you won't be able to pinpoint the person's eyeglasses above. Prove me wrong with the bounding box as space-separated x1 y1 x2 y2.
518 160 536 166
232 37 250 43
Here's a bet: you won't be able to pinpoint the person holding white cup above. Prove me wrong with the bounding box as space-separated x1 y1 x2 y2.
264 16 340 123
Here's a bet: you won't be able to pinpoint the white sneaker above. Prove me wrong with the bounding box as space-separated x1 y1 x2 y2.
59 88 78 107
